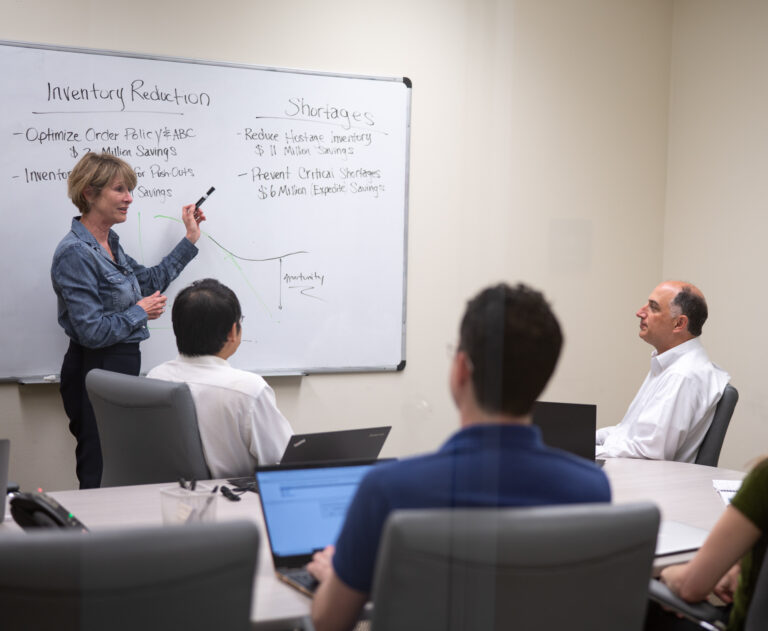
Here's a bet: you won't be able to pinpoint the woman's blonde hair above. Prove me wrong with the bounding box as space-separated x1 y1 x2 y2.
67 152 137 214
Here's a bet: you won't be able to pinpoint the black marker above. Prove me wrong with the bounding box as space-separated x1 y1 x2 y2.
220 485 241 502
195 186 215 209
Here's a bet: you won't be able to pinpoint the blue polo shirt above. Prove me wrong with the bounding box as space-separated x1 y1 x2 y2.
332 423 611 593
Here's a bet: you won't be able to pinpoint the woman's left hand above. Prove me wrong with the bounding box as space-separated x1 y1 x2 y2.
713 563 741 604
182 203 206 244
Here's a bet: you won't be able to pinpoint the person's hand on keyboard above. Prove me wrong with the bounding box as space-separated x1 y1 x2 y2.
306 545 335 583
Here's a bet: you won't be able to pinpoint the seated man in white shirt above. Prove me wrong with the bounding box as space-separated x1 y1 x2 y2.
147 278 292 477
596 280 729 462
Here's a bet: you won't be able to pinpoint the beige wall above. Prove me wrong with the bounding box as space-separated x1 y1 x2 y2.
664 0 768 470
2 0 718 491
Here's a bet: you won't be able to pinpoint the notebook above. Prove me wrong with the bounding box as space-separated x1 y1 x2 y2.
255 460 380 596
279 426 391 464
656 520 710 556
713 479 742 505
532 401 598 463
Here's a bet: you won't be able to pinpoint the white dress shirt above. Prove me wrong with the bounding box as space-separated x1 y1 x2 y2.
596 338 730 462
147 355 293 478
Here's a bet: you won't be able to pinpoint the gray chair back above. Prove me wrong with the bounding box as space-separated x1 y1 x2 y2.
371 502 660 631
745 551 768 631
86 368 210 486
0 520 258 631
0 439 8 521
695 384 738 467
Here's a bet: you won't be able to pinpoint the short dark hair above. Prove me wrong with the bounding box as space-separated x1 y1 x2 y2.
672 286 708 337
172 279 242 356
459 283 563 416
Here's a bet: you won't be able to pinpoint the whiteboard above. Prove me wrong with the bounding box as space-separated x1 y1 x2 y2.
0 41 410 380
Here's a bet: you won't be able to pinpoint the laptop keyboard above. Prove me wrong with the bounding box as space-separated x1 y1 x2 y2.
281 568 319 593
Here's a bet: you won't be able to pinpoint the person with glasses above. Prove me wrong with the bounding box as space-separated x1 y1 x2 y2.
147 278 292 478
307 283 611 631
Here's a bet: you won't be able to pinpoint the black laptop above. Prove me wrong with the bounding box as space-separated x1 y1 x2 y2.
532 401 599 464
255 460 382 596
279 426 391 464
227 426 391 492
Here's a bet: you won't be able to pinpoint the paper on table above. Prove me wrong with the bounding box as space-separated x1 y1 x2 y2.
713 479 742 505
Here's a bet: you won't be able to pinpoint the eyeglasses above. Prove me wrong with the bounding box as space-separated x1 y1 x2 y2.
239 315 245 324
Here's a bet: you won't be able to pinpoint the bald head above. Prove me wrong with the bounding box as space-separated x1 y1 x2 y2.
668 281 708 337
636 281 708 353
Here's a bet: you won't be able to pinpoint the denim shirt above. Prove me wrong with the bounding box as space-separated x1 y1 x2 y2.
51 217 198 349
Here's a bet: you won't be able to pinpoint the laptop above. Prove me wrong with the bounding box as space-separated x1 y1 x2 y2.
532 401 599 464
656 521 710 556
255 460 382 596
279 426 391 464
227 427 392 492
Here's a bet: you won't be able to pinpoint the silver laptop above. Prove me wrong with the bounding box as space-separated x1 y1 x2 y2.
656 521 709 556
255 460 382 596
280 426 391 464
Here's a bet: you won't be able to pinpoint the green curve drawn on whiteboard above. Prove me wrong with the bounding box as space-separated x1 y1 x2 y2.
151 214 310 321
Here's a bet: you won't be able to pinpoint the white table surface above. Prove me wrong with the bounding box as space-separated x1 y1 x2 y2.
1 458 747 627
604 457 744 528
2 479 312 630
603 457 745 571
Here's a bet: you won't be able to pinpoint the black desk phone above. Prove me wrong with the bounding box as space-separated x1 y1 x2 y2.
10 491 89 532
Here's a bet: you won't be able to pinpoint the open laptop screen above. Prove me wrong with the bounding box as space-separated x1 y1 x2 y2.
256 462 375 559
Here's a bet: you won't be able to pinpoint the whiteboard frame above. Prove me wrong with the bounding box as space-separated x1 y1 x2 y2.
0 39 410 380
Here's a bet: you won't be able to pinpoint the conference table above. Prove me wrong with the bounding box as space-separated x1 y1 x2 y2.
0 457 747 630
2 478 312 631
606 458 744 570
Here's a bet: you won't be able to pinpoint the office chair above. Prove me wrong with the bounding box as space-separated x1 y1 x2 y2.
370 502 660 631
695 384 739 467
86 368 211 486
649 553 768 631
0 520 259 631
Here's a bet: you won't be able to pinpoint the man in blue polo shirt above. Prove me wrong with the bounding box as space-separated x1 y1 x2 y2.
307 283 611 631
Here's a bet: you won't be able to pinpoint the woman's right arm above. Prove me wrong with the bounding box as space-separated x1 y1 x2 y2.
660 505 761 602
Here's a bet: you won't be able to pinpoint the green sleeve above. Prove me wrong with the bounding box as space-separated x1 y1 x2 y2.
730 459 768 531
726 459 768 631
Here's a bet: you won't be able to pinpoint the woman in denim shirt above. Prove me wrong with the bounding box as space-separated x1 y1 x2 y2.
51 152 205 488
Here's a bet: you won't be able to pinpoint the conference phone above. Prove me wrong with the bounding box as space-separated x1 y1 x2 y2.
10 491 88 531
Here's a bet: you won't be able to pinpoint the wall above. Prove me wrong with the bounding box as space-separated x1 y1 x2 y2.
0 0 673 490
665 0 768 470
